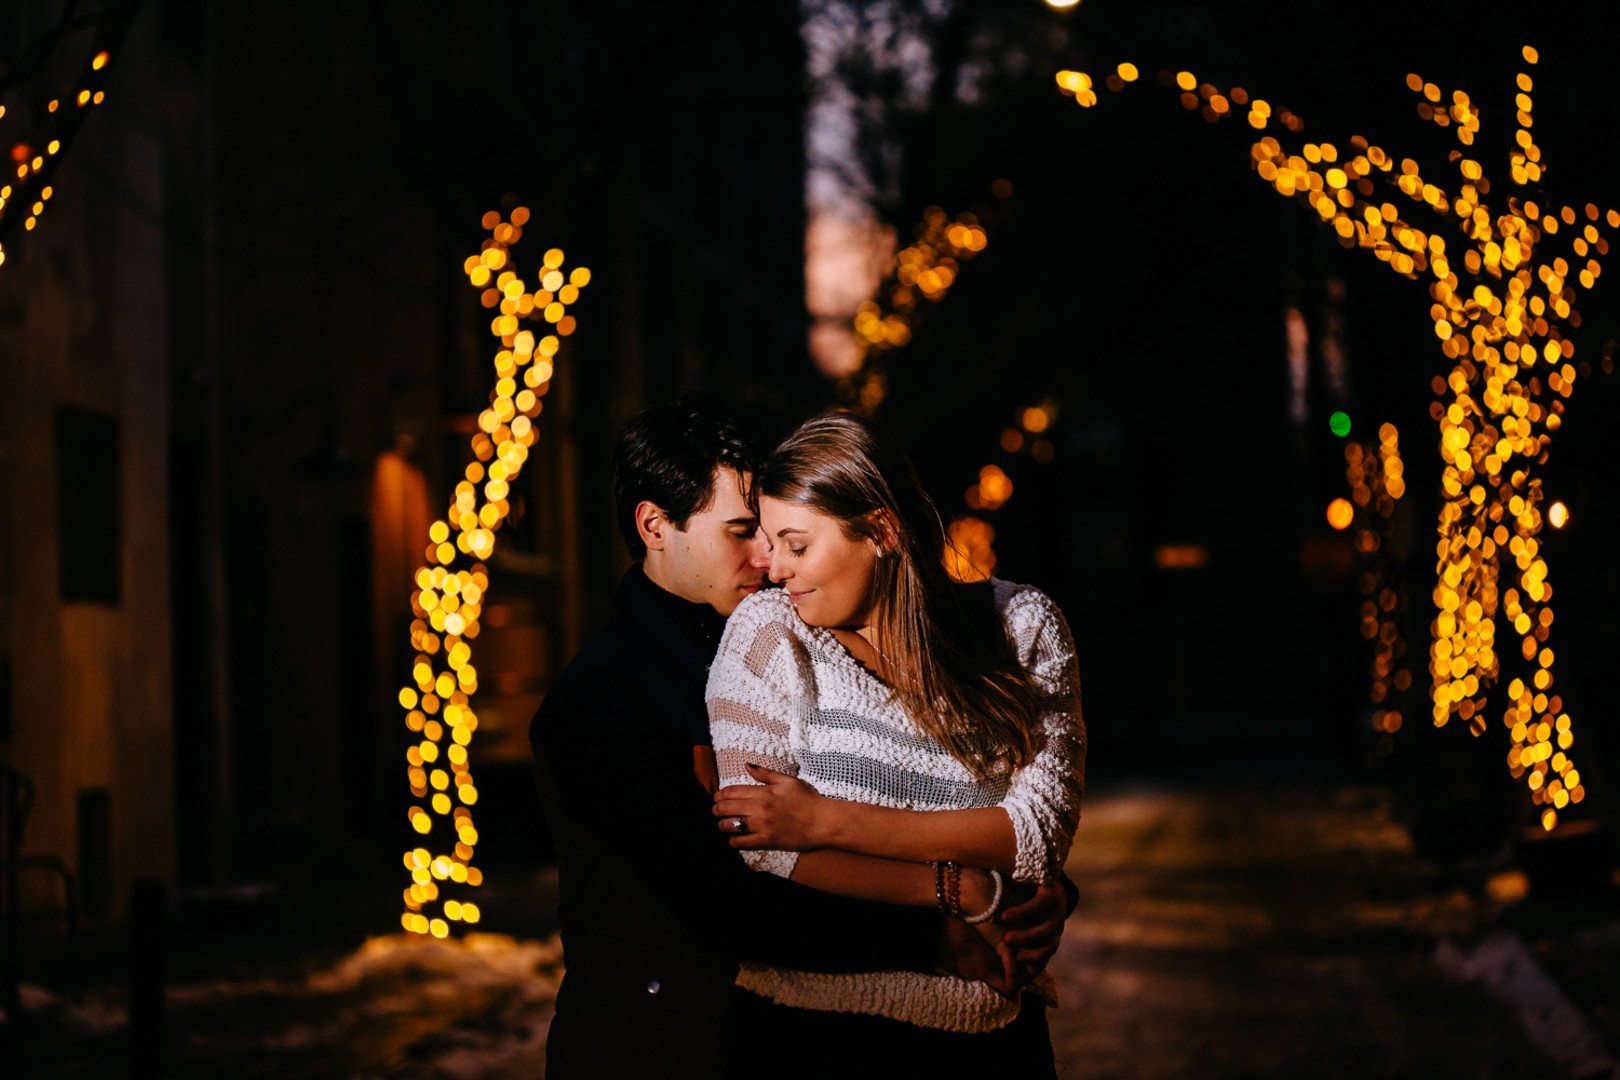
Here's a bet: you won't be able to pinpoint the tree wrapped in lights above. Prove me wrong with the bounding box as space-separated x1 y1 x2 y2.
399 207 590 938
1058 45 1601 828
0 1 135 268
839 206 988 415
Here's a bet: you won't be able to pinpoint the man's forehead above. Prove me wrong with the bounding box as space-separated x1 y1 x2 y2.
704 466 756 521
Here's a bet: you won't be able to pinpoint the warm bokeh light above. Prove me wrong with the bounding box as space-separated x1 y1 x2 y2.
1155 544 1209 570
1055 45 1598 826
945 517 997 582
840 205 990 414
1349 426 1410 743
972 464 1013 510
1547 501 1568 528
0 38 116 270
1326 497 1355 531
1020 406 1052 433
402 207 590 932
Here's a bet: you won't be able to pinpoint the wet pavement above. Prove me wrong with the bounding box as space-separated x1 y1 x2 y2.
1050 786 1617 1078
7 784 1620 1078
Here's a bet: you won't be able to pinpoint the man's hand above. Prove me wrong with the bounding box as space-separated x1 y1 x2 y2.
712 763 829 850
999 878 1070 985
936 918 1016 998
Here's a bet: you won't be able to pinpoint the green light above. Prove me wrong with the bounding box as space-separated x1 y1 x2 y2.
1329 411 1352 437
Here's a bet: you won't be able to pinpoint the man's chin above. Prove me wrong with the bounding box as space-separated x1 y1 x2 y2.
713 584 765 617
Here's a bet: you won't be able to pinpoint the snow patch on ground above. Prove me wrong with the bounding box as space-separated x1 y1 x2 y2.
1436 931 1620 1079
308 932 563 995
12 983 129 1035
160 932 565 1076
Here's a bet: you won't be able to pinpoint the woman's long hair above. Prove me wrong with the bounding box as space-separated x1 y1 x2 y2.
755 413 1040 779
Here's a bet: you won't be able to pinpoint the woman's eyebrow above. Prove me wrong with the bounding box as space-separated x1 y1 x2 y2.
774 527 807 538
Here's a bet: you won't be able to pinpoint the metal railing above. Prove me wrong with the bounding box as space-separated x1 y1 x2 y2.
1 761 81 1016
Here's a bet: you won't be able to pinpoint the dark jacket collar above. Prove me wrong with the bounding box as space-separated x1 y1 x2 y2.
612 565 727 694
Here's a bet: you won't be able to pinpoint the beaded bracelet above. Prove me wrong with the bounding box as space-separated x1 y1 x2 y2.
932 859 962 918
961 868 1004 925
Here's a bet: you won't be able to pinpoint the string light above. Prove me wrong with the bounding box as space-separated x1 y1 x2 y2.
831 196 1023 581
0 36 121 270
1348 425 1411 745
946 398 1061 582
840 206 989 415
400 205 590 936
1057 45 1599 827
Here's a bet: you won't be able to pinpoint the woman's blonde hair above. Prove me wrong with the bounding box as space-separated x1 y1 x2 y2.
755 413 1040 778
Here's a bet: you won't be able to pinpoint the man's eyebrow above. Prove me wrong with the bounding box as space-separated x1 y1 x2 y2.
723 516 759 526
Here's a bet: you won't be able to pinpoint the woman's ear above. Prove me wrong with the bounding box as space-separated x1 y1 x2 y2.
868 508 900 556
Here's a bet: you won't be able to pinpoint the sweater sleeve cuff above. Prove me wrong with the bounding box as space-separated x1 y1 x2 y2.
742 848 801 879
1002 797 1050 884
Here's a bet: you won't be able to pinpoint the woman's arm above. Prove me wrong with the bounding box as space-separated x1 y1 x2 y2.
716 765 1019 873
786 849 1001 915
707 599 1015 900
715 588 1086 883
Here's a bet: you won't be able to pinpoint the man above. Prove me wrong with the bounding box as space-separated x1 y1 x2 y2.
530 395 1071 1077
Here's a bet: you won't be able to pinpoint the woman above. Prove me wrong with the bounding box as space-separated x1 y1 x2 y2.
704 413 1085 1071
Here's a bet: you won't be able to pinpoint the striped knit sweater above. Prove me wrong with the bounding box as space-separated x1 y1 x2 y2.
705 579 1085 1033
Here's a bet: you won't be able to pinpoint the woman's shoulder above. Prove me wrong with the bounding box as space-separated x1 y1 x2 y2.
986 578 1060 617
728 586 800 627
720 588 814 650
985 578 1073 645
712 588 816 688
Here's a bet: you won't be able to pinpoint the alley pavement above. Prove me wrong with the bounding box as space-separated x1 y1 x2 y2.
8 783 1619 1078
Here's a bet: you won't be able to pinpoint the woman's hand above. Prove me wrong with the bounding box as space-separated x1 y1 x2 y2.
712 764 831 850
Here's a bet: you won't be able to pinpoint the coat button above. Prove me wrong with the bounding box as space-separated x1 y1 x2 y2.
646 979 662 995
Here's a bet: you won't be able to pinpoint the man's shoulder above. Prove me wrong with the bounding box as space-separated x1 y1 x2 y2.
531 621 659 733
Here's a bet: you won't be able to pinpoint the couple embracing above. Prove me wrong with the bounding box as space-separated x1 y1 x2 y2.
530 396 1086 1078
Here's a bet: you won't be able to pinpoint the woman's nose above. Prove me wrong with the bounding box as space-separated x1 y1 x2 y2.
768 551 791 583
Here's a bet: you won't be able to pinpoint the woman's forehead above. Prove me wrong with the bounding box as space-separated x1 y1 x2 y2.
759 496 832 532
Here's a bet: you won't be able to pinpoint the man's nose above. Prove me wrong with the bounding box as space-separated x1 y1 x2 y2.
748 537 771 571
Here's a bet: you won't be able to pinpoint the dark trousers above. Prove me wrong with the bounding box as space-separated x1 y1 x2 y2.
729 989 1057 1079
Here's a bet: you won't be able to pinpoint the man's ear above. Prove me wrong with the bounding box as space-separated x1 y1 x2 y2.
635 501 670 551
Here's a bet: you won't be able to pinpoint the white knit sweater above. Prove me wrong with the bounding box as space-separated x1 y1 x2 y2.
705 579 1085 1033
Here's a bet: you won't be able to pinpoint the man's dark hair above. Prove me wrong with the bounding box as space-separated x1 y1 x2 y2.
612 394 768 559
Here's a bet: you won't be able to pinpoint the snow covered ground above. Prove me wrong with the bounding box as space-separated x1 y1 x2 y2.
8 785 1619 1078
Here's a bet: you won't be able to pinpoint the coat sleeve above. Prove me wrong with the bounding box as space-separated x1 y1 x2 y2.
998 588 1087 884
531 666 940 974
